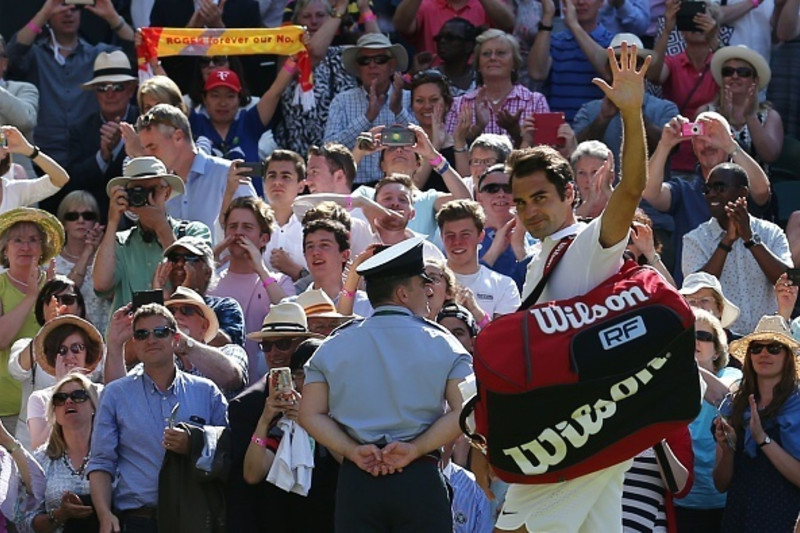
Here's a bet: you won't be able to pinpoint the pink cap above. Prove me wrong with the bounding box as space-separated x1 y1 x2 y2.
204 68 242 93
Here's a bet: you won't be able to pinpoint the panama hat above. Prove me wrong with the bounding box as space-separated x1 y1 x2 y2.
165 287 219 343
680 272 740 329
729 315 800 362
0 207 65 264
34 315 104 376
609 33 654 59
295 289 355 320
106 157 185 200
342 33 409 78
81 50 137 89
711 45 771 91
246 302 324 341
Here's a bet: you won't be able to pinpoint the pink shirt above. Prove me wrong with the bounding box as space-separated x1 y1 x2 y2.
445 84 550 137
411 0 489 54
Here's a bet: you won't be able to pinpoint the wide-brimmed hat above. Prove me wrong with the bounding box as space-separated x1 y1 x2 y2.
81 50 137 89
680 272 740 329
711 45 771 91
342 33 409 78
204 68 242 93
729 315 800 361
296 289 355 322
34 315 104 376
0 207 65 264
609 33 653 59
165 287 219 343
106 157 185 200
246 302 323 341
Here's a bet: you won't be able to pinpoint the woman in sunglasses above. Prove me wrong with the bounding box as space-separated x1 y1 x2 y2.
28 373 100 533
713 315 800 532
54 192 108 332
698 45 784 169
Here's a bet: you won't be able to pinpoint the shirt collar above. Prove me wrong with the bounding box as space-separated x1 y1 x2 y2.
544 221 583 245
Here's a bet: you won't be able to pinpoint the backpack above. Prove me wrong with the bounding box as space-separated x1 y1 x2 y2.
460 241 701 484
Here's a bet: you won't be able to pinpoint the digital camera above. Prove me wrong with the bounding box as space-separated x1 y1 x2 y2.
126 186 151 208
681 122 705 137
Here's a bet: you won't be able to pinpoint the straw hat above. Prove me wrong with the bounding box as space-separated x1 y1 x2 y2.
81 50 137 89
165 287 219 343
106 157 185 200
34 315 104 376
0 207 65 264
246 302 323 341
679 272 740 329
711 45 771 91
295 289 355 321
729 315 800 362
342 33 408 78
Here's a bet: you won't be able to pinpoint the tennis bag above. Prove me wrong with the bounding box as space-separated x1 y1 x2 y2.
460 261 701 484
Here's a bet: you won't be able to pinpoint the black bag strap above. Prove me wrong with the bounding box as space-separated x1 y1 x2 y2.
519 235 576 310
653 440 679 493
459 394 486 446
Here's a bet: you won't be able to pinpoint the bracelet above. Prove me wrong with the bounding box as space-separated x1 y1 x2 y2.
3 440 21 454
428 154 444 168
283 59 299 75
28 146 40 160
717 241 732 253
359 10 377 23
345 195 353 211
751 0 759 7
340 287 355 298
476 314 491 330
262 277 277 289
402 73 412 85
454 145 469 153
27 21 43 35
48 509 63 526
111 16 126 32
434 160 451 175
728 145 740 158
251 434 268 448
538 21 553 31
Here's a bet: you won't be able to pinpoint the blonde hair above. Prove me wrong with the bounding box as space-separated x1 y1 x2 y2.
694 308 729 372
45 373 99 459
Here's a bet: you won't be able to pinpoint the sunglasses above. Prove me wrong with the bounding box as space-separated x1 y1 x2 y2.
470 158 498 167
748 342 785 355
721 66 754 78
480 183 512 195
135 112 177 133
168 305 200 317
356 55 392 66
52 389 90 406
702 182 729 195
133 326 175 341
95 83 127 93
55 294 79 306
425 272 444 284
200 56 228 67
412 69 446 82
686 296 717 308
57 342 85 356
166 253 202 264
64 211 98 222
259 338 293 352
695 330 715 343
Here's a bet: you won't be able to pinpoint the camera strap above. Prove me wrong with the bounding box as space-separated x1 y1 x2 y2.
678 60 710 113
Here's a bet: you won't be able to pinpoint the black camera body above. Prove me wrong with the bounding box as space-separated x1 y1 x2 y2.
126 186 151 208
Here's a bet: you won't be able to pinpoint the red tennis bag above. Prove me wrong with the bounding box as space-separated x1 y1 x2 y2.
460 261 700 484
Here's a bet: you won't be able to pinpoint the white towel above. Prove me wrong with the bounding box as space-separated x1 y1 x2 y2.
266 418 315 496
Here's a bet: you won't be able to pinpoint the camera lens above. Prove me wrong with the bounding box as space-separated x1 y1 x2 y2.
127 187 149 207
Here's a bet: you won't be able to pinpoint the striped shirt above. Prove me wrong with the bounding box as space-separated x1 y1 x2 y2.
443 462 493 533
622 448 667 532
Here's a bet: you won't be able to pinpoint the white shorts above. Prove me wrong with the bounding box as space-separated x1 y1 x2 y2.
494 460 632 532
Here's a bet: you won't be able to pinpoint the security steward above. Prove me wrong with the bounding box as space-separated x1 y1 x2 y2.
299 237 473 532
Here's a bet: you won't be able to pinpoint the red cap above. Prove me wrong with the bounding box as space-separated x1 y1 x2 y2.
204 68 242 93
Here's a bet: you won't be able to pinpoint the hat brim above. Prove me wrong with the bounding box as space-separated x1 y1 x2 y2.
0 208 65 264
106 173 185 200
729 331 800 362
164 240 206 257
711 46 771 91
342 43 409 78
164 297 219 343
81 75 137 90
33 315 105 376
246 330 323 341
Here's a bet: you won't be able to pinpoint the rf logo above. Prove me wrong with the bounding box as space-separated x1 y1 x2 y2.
599 316 646 350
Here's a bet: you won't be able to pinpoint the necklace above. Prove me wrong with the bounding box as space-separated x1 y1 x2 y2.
61 452 90 478
61 249 80 261
6 269 41 287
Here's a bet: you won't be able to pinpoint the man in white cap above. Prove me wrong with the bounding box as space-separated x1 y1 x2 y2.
324 33 414 186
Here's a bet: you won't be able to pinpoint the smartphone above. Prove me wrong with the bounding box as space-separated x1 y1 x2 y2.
269 367 293 393
64 0 97 5
533 112 566 147
677 1 706 32
132 290 164 312
240 161 265 179
0 131 6 149
786 268 800 286
382 125 416 147
681 122 705 137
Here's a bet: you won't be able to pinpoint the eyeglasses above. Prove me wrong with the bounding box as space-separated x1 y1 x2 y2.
695 330 715 343
10 236 42 246
480 183 512 195
133 326 175 341
721 66 754 78
135 111 177 133
200 56 228 67
259 338 293 352
56 294 79 306
686 296 717 308
356 55 392 66
166 253 202 264
168 305 200 318
470 158 497 167
95 83 127 93
748 342 785 355
52 389 90 406
64 211 98 222
702 182 729 195
57 342 85 356
479 49 510 59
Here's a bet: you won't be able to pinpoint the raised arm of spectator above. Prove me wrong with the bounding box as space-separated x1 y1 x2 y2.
527 0 555 80
593 42 651 248
744 99 784 163
85 0 135 42
647 0 679 84
643 115 687 211
607 0 651 36
0 85 37 136
93 187 126 294
775 0 800 41
13 0 70 47
393 0 423 34
307 0 349 63
478 0 515 32
256 64 295 127
1 126 69 187
718 0 760 26
565 0 612 76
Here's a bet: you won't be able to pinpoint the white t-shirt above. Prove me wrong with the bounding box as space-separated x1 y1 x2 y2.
264 213 307 271
454 265 520 317
0 175 60 214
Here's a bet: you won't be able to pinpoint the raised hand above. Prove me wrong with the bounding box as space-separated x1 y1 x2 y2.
748 394 767 445
724 197 751 241
592 42 651 113
366 81 387 122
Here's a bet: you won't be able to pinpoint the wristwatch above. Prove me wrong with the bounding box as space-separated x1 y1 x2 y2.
178 336 194 356
758 435 772 448
744 233 762 248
